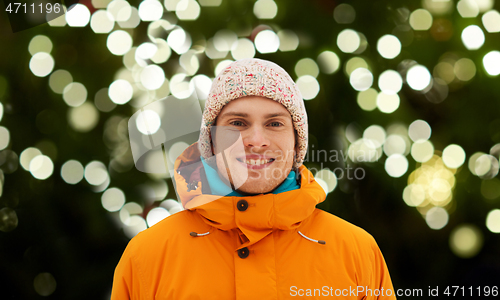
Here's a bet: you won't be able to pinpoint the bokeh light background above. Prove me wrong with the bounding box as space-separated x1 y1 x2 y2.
1 0 500 298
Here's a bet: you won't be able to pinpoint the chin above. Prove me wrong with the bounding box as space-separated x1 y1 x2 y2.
236 176 280 195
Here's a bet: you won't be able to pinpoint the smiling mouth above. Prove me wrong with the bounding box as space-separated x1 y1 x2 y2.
236 158 275 165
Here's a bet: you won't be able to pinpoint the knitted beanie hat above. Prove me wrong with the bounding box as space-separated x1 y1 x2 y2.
198 58 308 168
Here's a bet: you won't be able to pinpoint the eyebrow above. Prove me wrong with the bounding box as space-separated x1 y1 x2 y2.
219 111 290 119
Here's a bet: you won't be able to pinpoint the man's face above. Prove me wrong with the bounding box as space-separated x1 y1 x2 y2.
213 96 296 194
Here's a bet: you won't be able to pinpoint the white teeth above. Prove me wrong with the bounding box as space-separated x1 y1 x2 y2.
244 159 272 165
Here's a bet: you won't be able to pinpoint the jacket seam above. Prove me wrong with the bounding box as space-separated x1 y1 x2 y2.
273 230 279 300
131 240 151 300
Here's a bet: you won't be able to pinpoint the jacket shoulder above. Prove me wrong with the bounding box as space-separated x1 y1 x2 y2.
308 209 378 248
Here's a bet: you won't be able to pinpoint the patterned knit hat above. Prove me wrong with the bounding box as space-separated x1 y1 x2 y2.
198 58 308 168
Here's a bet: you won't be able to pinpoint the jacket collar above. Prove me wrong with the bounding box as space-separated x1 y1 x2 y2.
173 143 326 248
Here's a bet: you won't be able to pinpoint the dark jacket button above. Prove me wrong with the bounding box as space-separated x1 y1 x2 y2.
237 200 248 211
237 247 249 259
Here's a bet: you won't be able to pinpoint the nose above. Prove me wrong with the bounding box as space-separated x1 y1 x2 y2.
243 125 269 150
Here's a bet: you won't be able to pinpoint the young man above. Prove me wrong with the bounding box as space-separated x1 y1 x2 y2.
111 58 396 299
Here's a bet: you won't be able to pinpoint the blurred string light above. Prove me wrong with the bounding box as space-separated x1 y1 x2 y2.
474 155 499 179
170 73 195 98
107 30 133 55
333 3 355 24
91 10 115 34
295 58 319 78
0 126 10 150
61 160 84 184
377 35 401 59
120 202 147 238
409 9 433 30
422 0 453 15
95 88 117 112
198 0 221 6
109 79 133 104
483 51 500 76
457 0 480 18
102 187 126 212
255 30 280 54
461 25 485 50
277 30 299 52
403 155 457 230
140 65 166 90
0 207 18 232
19 147 42 170
442 144 466 169
179 50 200 75
337 29 360 53
139 0 163 21
192 74 212 100
29 155 54 180
175 0 201 20
384 135 407 157
66 4 91 27
408 119 431 142
214 60 233 77
385 154 409 178
68 102 100 132
138 180 169 201
486 209 500 233
345 57 369 76
231 38 256 60
107 0 131 22
406 65 432 91
164 0 180 11
214 29 237 53
296 75 320 100
47 5 67 26
160 199 184 214
315 169 338 193
350 68 373 91
146 207 170 227
317 51 340 74
357 88 378 111
426 206 449 230
376 92 400 113
33 272 57 297
136 109 161 134
449 224 483 258
253 0 278 19
49 70 73 94
28 35 53 55
454 58 476 81
63 82 87 107
29 52 55 77
482 10 500 32
167 28 192 54
84 161 109 187
378 70 403 94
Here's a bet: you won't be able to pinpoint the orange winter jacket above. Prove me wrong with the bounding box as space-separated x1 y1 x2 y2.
111 143 396 299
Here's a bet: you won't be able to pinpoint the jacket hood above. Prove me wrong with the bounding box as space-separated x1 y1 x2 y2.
173 142 326 248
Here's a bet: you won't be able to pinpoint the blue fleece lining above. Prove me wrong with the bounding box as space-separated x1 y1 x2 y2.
200 156 299 196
